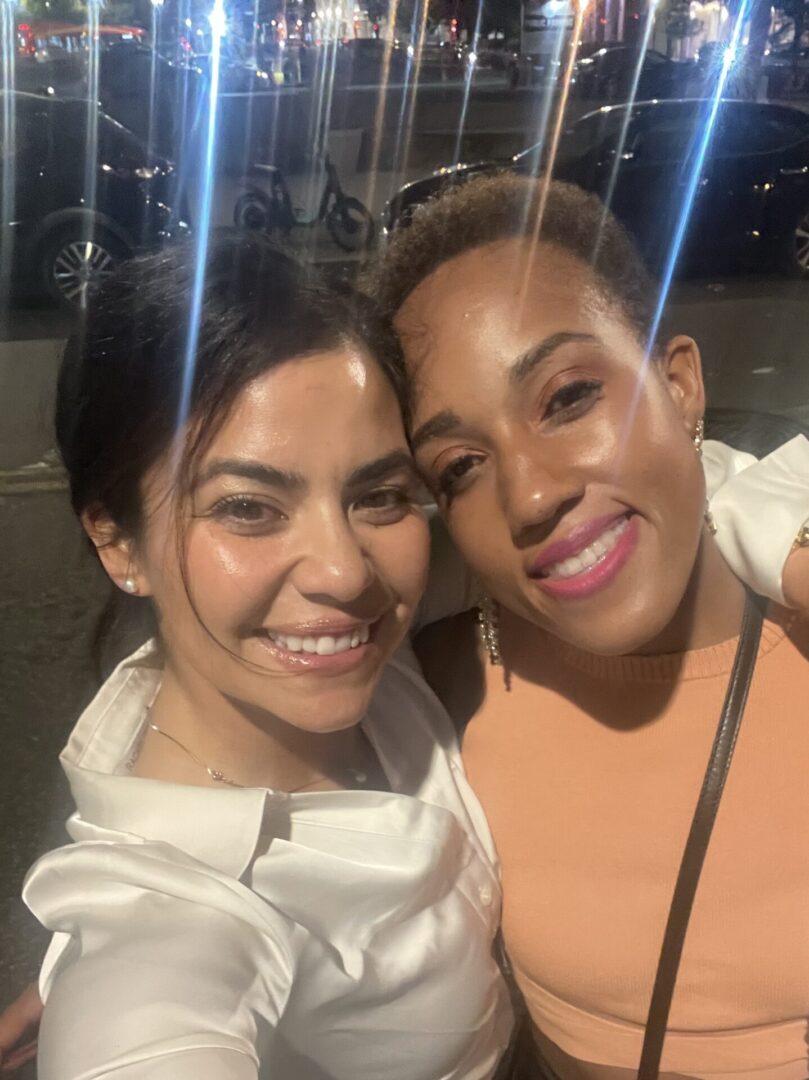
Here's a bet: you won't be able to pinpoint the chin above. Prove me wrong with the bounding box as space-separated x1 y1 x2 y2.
285 690 375 734
557 605 677 657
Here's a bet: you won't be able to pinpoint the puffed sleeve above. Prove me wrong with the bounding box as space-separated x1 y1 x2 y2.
705 436 809 604
23 840 297 1080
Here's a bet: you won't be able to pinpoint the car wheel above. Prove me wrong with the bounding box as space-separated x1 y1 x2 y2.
39 226 127 309
791 205 809 277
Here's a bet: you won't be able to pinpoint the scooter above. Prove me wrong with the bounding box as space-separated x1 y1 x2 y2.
233 154 375 253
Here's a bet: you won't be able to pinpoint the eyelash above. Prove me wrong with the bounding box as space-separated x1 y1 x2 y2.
209 495 284 532
435 378 604 503
207 486 416 534
543 378 603 420
354 485 417 523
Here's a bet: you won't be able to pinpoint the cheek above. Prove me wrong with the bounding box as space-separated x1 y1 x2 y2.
172 528 286 626
375 515 431 605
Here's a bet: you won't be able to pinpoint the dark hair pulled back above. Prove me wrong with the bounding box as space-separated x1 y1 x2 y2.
56 230 403 540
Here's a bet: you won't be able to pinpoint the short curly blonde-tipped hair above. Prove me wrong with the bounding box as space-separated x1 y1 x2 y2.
363 172 657 345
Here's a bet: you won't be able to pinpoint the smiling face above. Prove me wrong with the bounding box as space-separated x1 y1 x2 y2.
396 238 708 657
120 346 428 733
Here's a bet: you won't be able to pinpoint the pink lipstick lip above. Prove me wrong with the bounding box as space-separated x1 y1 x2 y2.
528 511 631 578
530 514 639 601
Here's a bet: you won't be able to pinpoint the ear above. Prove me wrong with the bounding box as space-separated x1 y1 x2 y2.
659 335 706 436
81 506 152 598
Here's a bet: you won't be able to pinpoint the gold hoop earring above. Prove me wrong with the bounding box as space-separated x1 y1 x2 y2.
477 597 502 667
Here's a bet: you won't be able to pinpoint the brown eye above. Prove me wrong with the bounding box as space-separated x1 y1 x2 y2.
544 379 603 420
437 453 484 502
209 495 284 533
354 486 415 524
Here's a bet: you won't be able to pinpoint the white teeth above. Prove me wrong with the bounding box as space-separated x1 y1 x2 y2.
545 517 629 580
581 548 598 569
267 626 372 655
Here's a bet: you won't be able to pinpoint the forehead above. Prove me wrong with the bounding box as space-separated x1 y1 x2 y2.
397 236 617 367
206 347 406 463
394 239 632 398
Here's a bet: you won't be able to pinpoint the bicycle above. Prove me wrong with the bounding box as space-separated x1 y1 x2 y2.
233 154 375 253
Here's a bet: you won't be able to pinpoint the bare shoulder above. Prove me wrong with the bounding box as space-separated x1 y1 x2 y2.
414 610 488 734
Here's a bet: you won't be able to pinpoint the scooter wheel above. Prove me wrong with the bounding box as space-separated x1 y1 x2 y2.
327 197 376 253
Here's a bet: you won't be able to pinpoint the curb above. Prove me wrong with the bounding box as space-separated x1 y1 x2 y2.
0 461 67 495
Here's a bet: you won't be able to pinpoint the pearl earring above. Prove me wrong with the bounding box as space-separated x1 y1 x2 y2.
123 578 138 595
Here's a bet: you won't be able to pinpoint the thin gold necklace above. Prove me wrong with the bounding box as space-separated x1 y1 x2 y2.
146 721 372 793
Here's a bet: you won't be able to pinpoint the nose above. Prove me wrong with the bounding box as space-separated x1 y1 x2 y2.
293 509 377 607
498 449 585 546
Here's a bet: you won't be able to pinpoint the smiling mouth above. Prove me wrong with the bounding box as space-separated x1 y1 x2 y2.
529 512 638 601
263 625 372 656
540 516 631 580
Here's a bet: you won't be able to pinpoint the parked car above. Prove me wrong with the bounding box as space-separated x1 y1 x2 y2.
507 39 699 96
334 39 410 85
1 91 189 307
570 43 697 101
15 21 146 95
15 20 144 61
384 99 809 278
763 45 809 97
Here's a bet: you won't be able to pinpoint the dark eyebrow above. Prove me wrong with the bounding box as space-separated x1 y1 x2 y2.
510 332 600 385
346 450 417 489
409 410 464 455
194 459 306 491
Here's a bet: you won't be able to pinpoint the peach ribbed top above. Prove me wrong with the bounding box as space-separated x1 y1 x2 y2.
462 608 809 1080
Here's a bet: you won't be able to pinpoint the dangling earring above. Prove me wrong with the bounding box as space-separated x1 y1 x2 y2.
477 596 502 666
123 577 139 595
693 417 705 455
693 418 718 534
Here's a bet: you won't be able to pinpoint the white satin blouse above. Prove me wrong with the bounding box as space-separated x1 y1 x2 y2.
23 640 513 1080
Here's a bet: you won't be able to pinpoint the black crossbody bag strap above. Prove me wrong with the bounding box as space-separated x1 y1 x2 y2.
637 590 766 1080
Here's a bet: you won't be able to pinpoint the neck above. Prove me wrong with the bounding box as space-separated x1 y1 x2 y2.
141 662 366 791
633 528 748 656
